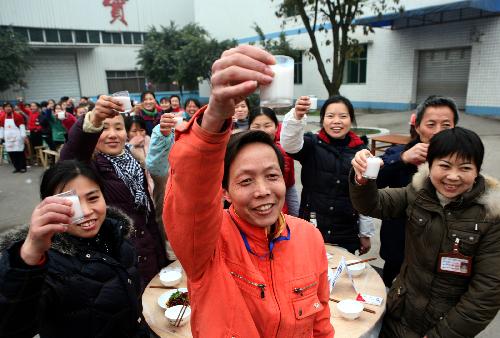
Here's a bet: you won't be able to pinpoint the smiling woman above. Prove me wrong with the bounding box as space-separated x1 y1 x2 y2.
350 127 500 337
59 96 167 286
0 160 147 337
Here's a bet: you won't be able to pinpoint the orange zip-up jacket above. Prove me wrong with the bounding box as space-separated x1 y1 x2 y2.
163 107 334 338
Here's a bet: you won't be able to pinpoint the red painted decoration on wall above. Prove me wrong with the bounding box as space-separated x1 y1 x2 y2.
103 0 128 26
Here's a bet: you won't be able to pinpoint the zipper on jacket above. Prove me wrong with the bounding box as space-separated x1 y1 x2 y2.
293 281 318 296
230 271 266 299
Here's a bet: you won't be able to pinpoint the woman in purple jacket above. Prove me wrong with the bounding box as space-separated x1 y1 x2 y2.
60 97 167 286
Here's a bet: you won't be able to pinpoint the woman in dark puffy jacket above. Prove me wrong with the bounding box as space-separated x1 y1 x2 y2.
0 160 147 338
280 95 374 254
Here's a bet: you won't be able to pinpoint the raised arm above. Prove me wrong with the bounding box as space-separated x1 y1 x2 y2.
145 114 175 177
280 96 310 155
163 45 275 282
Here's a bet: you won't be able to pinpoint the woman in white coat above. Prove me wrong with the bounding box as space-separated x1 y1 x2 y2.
0 102 27 173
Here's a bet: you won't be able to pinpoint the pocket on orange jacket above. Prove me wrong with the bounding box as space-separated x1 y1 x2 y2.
290 274 319 299
292 293 323 337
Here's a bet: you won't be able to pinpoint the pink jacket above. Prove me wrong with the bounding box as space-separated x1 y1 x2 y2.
164 107 334 337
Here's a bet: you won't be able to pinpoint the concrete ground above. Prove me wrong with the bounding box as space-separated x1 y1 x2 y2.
0 109 499 336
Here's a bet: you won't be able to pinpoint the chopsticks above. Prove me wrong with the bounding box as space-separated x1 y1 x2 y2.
174 300 188 327
330 257 377 270
329 298 376 314
148 285 177 289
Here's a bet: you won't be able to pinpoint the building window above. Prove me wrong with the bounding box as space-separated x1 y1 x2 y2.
344 45 367 84
88 31 100 43
29 28 43 42
59 30 73 43
13 27 28 40
106 70 145 93
294 53 303 84
132 32 143 44
45 29 59 43
75 31 88 43
123 32 132 44
112 33 122 44
102 32 112 44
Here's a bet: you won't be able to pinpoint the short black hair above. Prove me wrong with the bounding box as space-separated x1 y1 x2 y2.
415 95 459 126
30 102 41 109
248 107 278 127
124 115 147 133
222 130 284 189
184 98 201 110
427 127 484 172
320 95 356 126
60 96 69 102
159 97 170 103
140 90 156 102
81 96 89 101
170 94 180 101
40 101 48 108
2 102 13 109
40 160 104 199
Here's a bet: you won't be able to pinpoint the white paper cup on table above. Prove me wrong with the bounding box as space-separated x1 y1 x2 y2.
57 111 66 120
260 55 294 108
308 95 318 111
54 190 85 224
111 90 132 113
362 156 382 180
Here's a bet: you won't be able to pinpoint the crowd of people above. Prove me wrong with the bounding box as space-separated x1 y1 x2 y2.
1 45 499 338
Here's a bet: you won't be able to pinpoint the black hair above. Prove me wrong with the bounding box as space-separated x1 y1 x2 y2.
222 130 285 190
248 107 279 127
81 96 89 101
184 98 201 110
415 95 459 127
320 95 356 126
124 115 147 133
40 101 48 108
237 98 251 111
140 90 156 102
30 102 41 109
159 97 170 103
60 96 69 102
40 160 104 199
427 127 484 172
77 103 88 109
2 102 13 109
170 94 180 102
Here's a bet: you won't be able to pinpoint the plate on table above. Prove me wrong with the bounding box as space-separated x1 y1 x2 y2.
157 288 188 309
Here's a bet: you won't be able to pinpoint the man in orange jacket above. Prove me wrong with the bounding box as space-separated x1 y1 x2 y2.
163 45 334 337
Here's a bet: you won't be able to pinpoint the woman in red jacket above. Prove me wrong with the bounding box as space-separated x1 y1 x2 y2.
164 45 334 337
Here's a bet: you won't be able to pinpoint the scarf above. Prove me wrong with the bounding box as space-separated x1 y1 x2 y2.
102 145 150 211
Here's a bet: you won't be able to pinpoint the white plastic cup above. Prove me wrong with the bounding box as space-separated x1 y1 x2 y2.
309 95 318 111
57 111 66 120
260 55 294 108
173 116 183 127
112 90 132 113
54 190 85 224
363 156 382 180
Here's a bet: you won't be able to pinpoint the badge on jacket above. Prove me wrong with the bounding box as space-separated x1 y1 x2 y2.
437 238 472 276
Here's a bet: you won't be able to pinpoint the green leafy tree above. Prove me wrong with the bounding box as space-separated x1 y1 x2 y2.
138 22 236 92
0 27 32 92
269 0 402 96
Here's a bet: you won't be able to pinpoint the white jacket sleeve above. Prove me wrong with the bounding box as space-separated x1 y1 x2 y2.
280 108 307 154
359 214 376 238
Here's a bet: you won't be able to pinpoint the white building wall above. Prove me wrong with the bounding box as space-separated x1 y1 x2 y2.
76 46 142 96
0 0 193 31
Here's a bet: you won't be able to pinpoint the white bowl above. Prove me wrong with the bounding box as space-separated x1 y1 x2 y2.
165 305 191 326
337 299 364 320
157 288 188 309
159 270 182 287
346 260 366 277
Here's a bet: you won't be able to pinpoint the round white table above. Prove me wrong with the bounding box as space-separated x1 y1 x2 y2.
142 245 387 337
